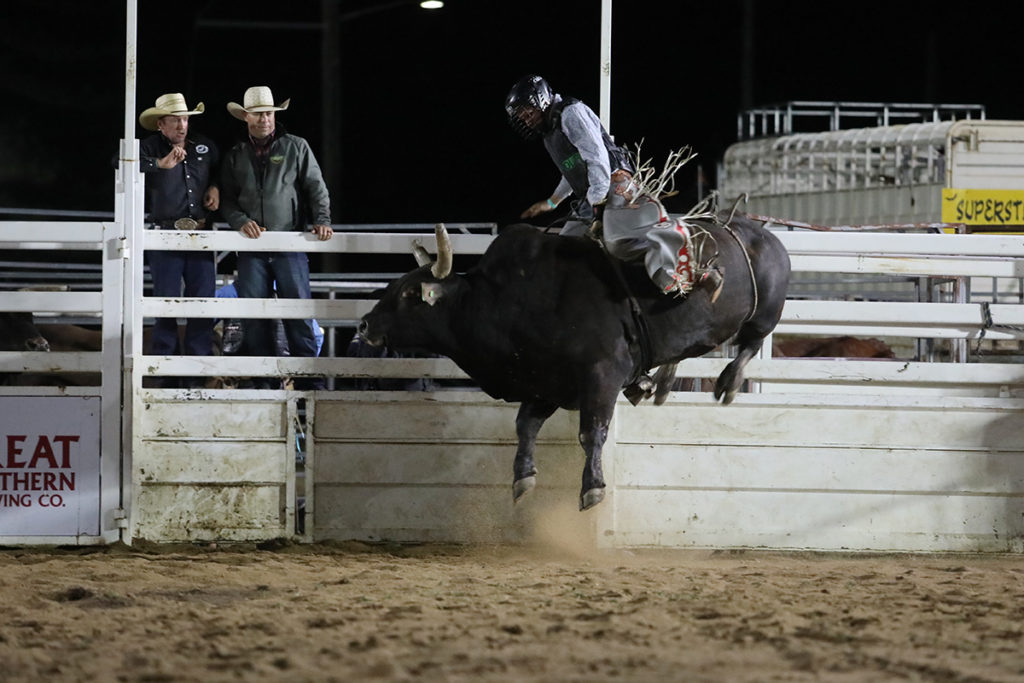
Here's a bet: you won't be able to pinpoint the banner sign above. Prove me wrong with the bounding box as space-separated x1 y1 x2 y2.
942 188 1024 226
1 396 101 536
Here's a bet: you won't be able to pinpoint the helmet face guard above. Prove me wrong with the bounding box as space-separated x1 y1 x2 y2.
505 75 554 140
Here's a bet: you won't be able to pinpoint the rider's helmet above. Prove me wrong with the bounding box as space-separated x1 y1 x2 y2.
505 75 555 140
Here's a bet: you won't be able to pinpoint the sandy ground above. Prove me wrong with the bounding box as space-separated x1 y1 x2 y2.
0 541 1022 683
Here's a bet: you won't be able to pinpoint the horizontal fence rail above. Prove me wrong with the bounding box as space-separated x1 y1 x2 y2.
138 227 1024 257
139 297 1024 340
134 355 1024 388
0 222 107 250
142 229 496 255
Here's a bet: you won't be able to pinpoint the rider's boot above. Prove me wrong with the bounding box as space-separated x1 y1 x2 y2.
698 266 725 303
622 373 654 406
586 219 603 243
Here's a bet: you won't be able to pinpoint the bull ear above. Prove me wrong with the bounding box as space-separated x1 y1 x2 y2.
411 240 432 267
432 223 453 279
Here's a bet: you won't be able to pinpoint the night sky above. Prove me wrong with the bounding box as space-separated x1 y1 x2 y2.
3 0 1023 227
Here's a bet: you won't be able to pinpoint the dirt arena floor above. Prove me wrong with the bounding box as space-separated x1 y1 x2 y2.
1 540 1022 683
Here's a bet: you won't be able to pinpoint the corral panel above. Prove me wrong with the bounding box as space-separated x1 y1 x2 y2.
133 484 288 542
609 489 1024 552
314 393 577 442
613 444 1024 495
614 400 1023 451
131 397 296 543
306 392 1023 551
314 443 580 486
313 394 589 543
136 441 286 483
139 400 287 439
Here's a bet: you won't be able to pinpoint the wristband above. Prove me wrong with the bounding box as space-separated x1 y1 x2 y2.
546 198 557 209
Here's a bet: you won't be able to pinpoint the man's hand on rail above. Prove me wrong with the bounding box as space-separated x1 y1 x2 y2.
311 224 334 241
239 220 265 238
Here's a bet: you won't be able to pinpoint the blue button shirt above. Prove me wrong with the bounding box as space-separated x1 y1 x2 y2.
140 132 220 223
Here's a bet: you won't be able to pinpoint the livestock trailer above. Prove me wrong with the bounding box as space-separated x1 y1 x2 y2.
718 102 1024 232
718 102 1024 310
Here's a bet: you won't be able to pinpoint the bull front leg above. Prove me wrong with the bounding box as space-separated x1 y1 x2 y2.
577 393 618 511
512 400 558 503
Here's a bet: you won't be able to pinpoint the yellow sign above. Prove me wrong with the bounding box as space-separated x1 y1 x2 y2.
942 188 1024 225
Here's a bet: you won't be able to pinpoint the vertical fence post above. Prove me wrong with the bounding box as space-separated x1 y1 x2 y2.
113 0 143 544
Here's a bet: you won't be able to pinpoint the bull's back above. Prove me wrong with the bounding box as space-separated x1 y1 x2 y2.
474 226 627 308
468 226 637 358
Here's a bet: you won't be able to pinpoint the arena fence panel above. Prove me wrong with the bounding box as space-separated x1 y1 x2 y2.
3 214 1024 550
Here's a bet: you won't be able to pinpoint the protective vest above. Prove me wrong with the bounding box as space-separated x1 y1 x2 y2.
541 97 633 201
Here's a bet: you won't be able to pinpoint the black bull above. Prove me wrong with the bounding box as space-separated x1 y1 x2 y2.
358 217 791 510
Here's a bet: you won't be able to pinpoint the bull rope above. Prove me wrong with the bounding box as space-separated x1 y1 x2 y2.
707 192 758 321
743 212 968 233
718 221 759 323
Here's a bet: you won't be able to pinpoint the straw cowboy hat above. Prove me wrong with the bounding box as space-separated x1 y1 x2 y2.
139 93 205 131
227 86 291 121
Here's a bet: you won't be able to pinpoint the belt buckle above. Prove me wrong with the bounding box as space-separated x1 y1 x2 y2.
174 217 198 231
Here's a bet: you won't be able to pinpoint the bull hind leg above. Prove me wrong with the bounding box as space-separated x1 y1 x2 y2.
512 400 559 503
714 326 768 405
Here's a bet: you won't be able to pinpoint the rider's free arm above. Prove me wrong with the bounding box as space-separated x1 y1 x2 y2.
560 103 612 207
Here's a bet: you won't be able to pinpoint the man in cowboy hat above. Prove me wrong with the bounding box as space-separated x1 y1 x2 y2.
220 86 333 390
138 92 221 387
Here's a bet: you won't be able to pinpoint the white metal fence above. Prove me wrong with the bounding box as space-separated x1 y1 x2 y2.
3 218 1024 548
0 221 125 544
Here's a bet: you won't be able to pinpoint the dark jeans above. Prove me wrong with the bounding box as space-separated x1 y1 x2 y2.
147 250 215 356
235 252 318 359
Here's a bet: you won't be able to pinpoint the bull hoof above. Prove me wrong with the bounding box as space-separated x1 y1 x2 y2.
579 488 605 511
714 373 739 404
513 476 536 503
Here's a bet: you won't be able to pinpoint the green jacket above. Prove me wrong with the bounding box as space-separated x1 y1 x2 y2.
220 131 331 231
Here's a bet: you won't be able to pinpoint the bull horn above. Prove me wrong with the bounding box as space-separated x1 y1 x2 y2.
412 240 432 267
432 223 453 279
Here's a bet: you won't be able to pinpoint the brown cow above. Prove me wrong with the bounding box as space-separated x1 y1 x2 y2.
34 323 103 352
675 335 896 392
773 335 895 359
2 311 236 388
